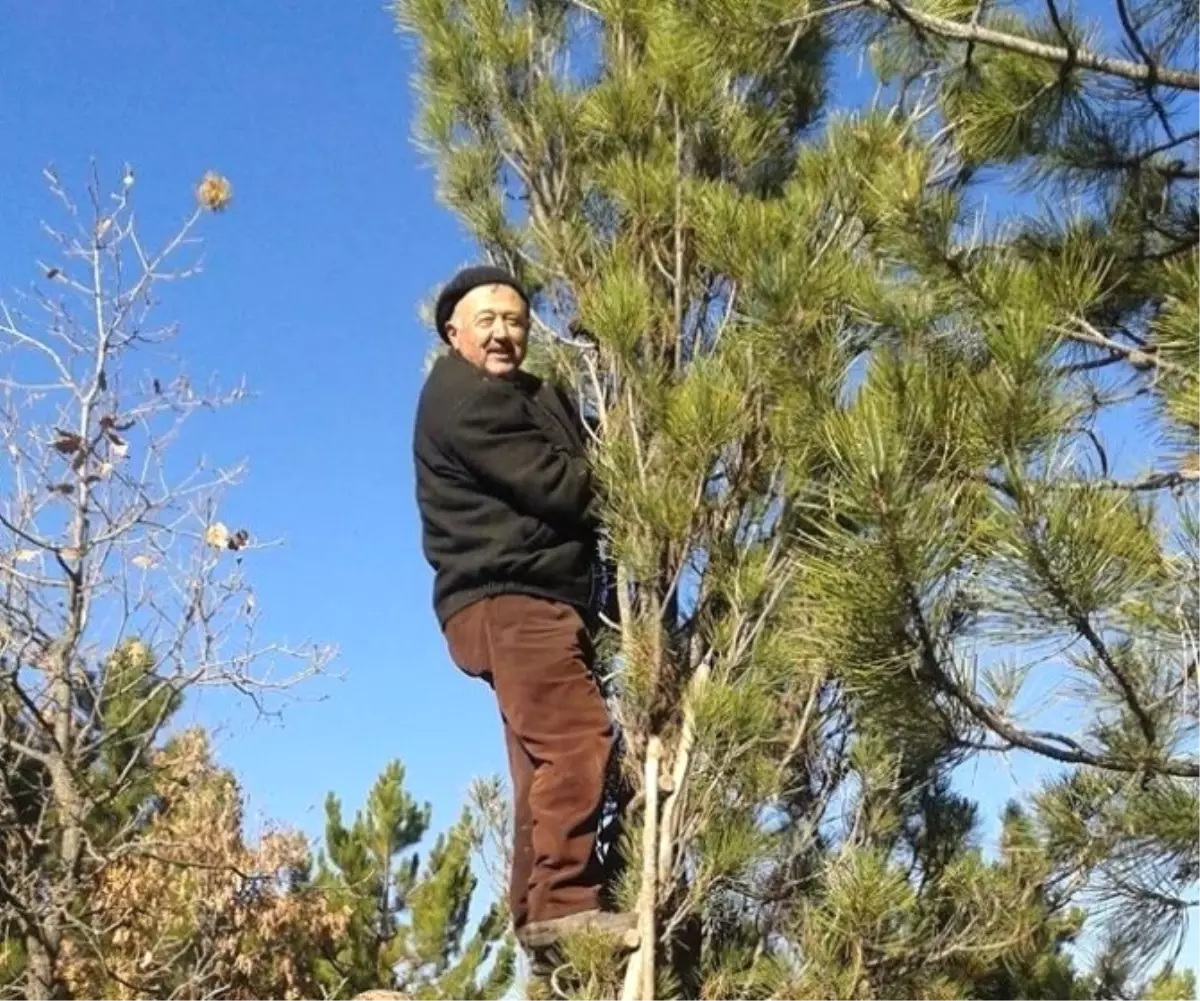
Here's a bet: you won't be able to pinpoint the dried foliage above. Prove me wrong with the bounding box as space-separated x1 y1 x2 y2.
58 730 347 1000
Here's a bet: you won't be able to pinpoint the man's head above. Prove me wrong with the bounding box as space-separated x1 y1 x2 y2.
435 266 530 378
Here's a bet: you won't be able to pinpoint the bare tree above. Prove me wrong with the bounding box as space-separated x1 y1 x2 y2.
0 164 331 1000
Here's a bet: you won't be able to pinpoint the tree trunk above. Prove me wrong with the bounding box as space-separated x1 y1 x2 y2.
24 931 61 1001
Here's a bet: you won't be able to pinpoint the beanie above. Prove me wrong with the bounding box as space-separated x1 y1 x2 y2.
434 265 528 343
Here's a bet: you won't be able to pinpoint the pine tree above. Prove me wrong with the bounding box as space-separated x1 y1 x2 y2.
313 761 516 999
389 0 1196 993
386 1 1080 998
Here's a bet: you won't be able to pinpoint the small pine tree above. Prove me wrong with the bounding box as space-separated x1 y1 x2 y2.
312 761 515 999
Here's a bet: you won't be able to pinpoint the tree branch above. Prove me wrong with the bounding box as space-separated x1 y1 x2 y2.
864 0 1200 90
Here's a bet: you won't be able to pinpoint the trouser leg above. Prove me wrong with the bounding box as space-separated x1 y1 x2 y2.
486 595 615 923
502 716 535 929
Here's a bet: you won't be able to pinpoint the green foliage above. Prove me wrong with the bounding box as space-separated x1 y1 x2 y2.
312 761 514 999
392 0 1197 992
85 640 184 844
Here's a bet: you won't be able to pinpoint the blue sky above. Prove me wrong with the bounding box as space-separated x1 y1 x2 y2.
0 0 1193 973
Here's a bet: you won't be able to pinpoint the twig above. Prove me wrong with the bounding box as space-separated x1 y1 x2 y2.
1113 0 1176 139
984 469 1199 495
1059 319 1190 376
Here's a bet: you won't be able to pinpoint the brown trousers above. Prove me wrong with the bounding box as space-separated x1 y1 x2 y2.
444 594 615 928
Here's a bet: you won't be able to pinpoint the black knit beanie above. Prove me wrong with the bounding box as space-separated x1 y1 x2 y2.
434 265 528 343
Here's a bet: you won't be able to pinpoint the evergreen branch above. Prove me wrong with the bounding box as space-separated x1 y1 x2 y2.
962 0 989 71
1072 606 1158 749
1006 477 1159 749
864 0 1200 90
1093 470 1199 492
885 512 1197 777
919 616 1196 777
0 724 55 769
1042 0 1068 46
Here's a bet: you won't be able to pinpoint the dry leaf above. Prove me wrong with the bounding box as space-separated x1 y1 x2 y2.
99 415 135 434
205 523 230 549
131 554 155 570
14 549 38 563
228 529 250 552
53 430 83 454
196 172 233 212
111 442 129 460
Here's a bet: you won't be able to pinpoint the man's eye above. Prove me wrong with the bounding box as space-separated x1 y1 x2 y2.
475 313 497 327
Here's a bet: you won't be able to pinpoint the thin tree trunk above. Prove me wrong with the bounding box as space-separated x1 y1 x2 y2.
24 931 58 1001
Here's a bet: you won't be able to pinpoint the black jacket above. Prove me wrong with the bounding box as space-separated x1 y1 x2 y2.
413 350 601 627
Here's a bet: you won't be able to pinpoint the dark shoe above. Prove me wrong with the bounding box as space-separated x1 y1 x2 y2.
517 909 638 950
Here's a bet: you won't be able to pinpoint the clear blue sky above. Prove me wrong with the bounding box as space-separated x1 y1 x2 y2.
0 1 1193 970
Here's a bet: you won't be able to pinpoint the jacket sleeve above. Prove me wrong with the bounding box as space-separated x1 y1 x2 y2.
443 380 599 528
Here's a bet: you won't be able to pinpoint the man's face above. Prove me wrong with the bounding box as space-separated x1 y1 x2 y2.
446 283 529 377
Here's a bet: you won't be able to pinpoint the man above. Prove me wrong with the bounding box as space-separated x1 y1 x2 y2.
412 265 633 951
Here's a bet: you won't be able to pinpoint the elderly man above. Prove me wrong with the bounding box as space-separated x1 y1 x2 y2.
413 265 632 950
